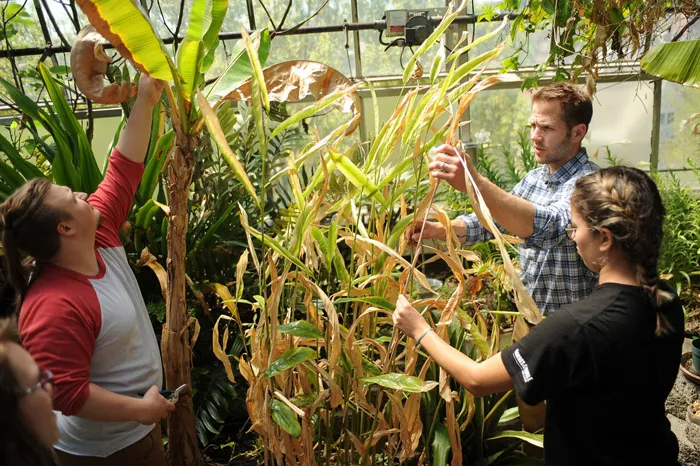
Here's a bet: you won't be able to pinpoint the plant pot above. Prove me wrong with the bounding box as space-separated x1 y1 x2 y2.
692 339 700 375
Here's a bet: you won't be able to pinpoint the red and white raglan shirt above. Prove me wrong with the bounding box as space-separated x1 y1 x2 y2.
19 149 162 457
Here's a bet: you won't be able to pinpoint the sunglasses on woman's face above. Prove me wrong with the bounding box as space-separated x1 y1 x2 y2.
19 369 54 397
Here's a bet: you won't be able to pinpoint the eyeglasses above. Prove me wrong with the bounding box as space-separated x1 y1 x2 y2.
564 224 597 240
19 369 54 397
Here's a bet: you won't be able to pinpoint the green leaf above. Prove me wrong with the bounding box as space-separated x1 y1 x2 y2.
176 0 213 101
270 399 301 437
240 218 311 274
498 407 520 425
0 75 79 188
137 129 173 204
334 296 394 312
360 373 425 393
0 159 25 191
134 199 165 229
278 321 324 339
486 430 544 448
197 91 260 204
432 423 451 466
448 17 508 65
199 407 220 434
0 133 44 181
327 148 386 207
641 39 700 88
403 1 465 83
244 28 269 113
190 201 236 253
484 390 514 434
75 0 172 81
446 47 504 88
202 0 228 52
208 29 271 101
270 84 358 140
38 62 101 193
290 393 317 408
265 347 317 378
469 316 491 358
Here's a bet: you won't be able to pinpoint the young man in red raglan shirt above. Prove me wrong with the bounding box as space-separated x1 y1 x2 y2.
0 75 175 465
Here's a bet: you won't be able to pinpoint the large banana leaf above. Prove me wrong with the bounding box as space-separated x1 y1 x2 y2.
206 29 271 101
177 0 214 101
641 39 700 88
201 0 228 72
75 0 172 81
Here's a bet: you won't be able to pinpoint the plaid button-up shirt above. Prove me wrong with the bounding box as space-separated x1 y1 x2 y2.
457 149 599 315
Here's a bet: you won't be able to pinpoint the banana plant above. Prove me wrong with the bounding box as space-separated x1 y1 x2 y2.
641 38 700 88
71 1 269 464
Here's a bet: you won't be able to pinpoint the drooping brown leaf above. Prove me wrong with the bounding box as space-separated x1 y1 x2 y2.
71 25 136 104
446 398 463 466
213 314 236 382
136 248 167 300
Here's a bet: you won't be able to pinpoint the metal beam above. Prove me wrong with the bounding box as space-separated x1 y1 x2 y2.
0 13 518 59
354 65 657 99
0 105 122 125
0 65 656 123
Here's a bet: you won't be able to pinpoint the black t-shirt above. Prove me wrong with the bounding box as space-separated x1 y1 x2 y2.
502 283 684 466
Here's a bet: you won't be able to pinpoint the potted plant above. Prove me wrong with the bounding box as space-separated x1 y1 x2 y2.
692 337 700 375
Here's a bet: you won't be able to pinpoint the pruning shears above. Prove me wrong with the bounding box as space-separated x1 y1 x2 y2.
138 383 189 403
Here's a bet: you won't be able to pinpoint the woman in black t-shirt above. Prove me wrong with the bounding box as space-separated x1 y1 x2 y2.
393 166 684 466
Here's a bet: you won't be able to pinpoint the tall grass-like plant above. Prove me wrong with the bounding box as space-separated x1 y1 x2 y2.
214 4 543 464
655 158 700 287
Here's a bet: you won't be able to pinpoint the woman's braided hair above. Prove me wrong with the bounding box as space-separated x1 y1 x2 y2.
572 166 673 336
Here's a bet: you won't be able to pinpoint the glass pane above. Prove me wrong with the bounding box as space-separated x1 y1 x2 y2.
358 29 443 77
470 22 550 70
585 81 653 168
252 0 350 29
659 81 700 173
651 13 700 47
356 0 447 22
469 88 531 149
1 1 45 49
267 32 353 77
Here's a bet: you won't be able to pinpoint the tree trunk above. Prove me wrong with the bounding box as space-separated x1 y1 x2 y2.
162 138 203 466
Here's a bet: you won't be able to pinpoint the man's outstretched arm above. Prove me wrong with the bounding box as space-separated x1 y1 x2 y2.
115 75 164 164
430 144 536 238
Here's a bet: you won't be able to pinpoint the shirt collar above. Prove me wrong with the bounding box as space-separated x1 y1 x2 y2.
545 148 589 185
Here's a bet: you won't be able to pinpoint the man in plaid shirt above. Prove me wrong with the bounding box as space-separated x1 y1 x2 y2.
407 83 598 315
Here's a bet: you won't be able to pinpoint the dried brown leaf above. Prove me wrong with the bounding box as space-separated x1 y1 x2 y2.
70 25 136 104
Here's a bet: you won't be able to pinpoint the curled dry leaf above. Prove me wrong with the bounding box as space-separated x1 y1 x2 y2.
222 60 361 135
70 25 136 104
136 248 167 300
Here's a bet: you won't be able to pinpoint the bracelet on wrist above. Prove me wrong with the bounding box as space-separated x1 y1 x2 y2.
415 327 434 346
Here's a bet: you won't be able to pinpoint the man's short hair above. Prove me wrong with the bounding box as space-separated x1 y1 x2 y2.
532 82 593 132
